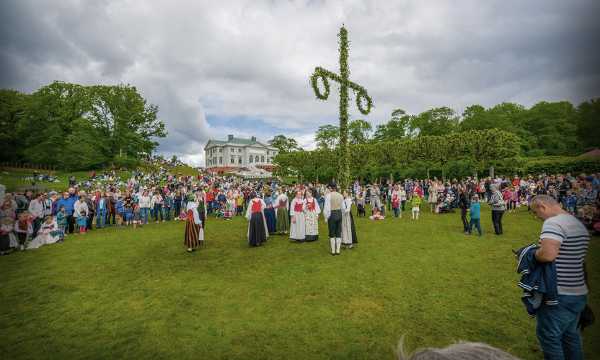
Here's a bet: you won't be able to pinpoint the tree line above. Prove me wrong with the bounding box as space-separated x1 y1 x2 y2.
269 99 599 156
0 81 166 170
269 99 599 181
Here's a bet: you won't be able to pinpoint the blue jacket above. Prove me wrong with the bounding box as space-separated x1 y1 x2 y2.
515 244 559 316
55 195 78 216
469 202 481 219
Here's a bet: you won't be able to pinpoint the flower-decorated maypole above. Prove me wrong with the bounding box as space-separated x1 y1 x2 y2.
310 26 373 189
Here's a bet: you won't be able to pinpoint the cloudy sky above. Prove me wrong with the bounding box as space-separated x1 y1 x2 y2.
1 0 599 165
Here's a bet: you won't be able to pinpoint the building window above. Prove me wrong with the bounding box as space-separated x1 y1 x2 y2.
261 155 265 163
219 157 222 164
231 157 235 164
238 157 242 164
255 155 259 163
238 148 242 153
249 156 253 163
219 148 222 153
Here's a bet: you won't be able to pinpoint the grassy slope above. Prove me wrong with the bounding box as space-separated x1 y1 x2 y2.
0 206 598 359
0 165 199 192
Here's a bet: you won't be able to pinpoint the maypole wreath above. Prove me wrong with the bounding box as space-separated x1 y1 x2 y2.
309 26 373 189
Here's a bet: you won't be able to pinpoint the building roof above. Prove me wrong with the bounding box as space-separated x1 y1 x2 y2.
204 136 277 150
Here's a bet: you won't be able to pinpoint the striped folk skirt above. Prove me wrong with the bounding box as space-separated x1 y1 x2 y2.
184 219 203 250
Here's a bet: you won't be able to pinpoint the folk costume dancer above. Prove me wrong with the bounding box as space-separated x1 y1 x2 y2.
289 191 306 242
184 194 204 252
323 183 344 255
304 190 321 242
275 191 289 234
263 191 277 235
341 190 358 249
245 193 268 247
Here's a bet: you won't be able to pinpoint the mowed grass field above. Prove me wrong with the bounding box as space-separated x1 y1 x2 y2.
1 206 598 359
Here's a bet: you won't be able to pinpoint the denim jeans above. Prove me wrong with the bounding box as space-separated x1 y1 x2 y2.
536 294 587 360
469 218 481 236
140 207 150 224
96 209 106 228
393 207 400 218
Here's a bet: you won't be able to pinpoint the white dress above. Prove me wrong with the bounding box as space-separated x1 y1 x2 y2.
289 198 306 240
341 198 354 245
27 220 61 250
304 198 321 240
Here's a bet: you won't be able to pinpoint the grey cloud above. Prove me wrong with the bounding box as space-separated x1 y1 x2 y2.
1 0 599 166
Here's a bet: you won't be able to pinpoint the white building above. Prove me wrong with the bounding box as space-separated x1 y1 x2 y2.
204 135 279 169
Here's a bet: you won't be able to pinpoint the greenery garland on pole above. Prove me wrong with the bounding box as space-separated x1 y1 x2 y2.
309 26 373 189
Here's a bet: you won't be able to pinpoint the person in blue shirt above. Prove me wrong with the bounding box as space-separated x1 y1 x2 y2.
468 194 482 236
55 191 78 234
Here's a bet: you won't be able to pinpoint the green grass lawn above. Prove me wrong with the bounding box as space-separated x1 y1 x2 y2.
1 206 598 359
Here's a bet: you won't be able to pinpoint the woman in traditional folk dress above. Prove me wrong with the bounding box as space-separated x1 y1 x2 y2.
304 189 320 242
341 190 358 249
245 192 268 247
184 194 203 252
289 191 306 242
275 190 289 234
263 190 277 235
223 191 235 220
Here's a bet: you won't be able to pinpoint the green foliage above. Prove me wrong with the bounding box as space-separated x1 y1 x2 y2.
268 134 301 153
574 98 600 150
410 106 459 136
373 109 410 141
0 81 166 170
315 124 339 150
348 119 372 144
310 26 373 189
276 129 521 183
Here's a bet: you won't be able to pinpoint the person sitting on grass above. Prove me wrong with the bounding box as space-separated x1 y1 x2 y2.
369 207 385 220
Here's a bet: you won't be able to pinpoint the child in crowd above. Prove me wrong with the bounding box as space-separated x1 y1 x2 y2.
56 205 67 241
356 191 366 217
502 187 513 212
115 196 124 226
392 190 401 218
411 192 421 220
468 195 482 236
14 212 32 250
566 191 578 215
75 205 88 234
132 203 142 229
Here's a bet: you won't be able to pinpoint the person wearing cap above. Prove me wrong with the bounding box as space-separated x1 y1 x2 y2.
323 182 344 255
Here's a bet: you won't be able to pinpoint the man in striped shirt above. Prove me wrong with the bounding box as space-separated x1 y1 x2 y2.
531 195 589 360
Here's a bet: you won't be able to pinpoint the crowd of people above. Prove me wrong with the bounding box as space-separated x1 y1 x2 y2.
0 167 596 358
0 169 598 255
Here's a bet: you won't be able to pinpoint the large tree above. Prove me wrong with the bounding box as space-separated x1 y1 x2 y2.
268 134 301 153
315 124 339 150
409 106 459 136
0 89 29 162
348 119 372 144
575 98 600 151
4 81 166 169
373 108 411 141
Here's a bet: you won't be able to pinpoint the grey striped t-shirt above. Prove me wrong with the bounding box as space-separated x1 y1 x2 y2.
540 213 590 295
